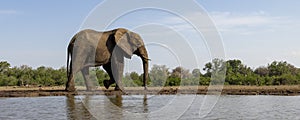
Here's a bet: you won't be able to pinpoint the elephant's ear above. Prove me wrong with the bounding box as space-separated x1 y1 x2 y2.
114 28 134 58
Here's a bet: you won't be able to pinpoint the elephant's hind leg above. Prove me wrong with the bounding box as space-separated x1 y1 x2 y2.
66 62 79 92
81 67 93 91
66 49 87 92
65 71 76 92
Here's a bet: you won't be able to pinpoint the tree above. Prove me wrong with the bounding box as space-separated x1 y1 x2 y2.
225 59 255 85
19 65 34 86
8 67 22 86
1 60 300 87
166 77 181 86
0 61 11 86
226 59 242 74
170 66 191 79
199 76 210 85
192 68 201 78
254 66 269 76
52 67 67 85
130 72 139 81
130 72 142 86
203 58 226 85
226 59 253 76
203 62 212 77
149 65 169 86
0 61 10 74
268 61 297 76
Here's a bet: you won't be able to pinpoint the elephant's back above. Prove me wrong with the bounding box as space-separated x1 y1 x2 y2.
73 29 102 47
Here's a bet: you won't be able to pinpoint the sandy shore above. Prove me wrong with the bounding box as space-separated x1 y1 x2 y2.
0 85 299 97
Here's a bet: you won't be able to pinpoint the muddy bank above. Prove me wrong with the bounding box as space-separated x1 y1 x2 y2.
0 85 299 97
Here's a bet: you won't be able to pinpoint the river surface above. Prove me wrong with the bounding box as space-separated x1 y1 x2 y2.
0 95 299 120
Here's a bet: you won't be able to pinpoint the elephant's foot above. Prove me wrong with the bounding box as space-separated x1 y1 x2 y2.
114 86 121 91
86 87 92 91
144 86 148 90
103 80 111 89
114 86 127 94
86 83 95 91
85 83 94 91
114 85 125 91
65 86 76 92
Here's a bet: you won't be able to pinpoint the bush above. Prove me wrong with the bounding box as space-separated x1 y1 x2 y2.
1 60 300 87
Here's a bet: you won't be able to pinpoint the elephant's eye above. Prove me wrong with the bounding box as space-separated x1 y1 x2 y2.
132 39 141 46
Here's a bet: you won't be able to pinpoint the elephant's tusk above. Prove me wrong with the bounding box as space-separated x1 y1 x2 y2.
139 55 151 61
143 57 151 61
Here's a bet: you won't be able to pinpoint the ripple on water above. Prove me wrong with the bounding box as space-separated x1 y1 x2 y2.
0 95 299 119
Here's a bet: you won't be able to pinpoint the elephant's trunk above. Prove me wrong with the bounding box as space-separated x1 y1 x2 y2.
136 46 149 90
142 56 148 89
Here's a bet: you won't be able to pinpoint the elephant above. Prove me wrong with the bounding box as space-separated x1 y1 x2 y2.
65 28 149 92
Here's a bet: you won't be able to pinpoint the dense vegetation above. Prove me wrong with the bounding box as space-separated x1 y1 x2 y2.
1 59 300 87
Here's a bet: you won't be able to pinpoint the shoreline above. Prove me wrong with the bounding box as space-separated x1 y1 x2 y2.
0 85 299 97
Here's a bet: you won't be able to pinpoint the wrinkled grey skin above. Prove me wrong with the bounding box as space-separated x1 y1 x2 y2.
65 28 149 92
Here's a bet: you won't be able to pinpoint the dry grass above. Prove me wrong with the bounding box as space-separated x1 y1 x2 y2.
0 85 299 91
222 85 300 90
0 85 299 97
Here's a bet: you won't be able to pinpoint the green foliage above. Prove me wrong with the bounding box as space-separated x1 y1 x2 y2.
268 61 298 76
130 72 143 86
122 72 144 87
0 61 67 86
166 77 181 86
202 59 300 86
203 58 226 85
199 76 210 85
0 61 10 74
94 68 109 86
0 59 300 87
74 72 84 86
149 65 169 86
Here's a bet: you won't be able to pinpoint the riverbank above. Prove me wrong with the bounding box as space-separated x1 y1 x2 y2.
0 85 299 97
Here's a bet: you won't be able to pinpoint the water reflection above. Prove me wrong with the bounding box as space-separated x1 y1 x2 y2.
107 94 149 113
1 95 297 119
108 94 123 107
143 94 149 113
66 94 150 119
66 95 96 120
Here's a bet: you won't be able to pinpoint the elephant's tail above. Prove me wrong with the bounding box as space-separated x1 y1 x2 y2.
67 35 76 80
66 44 70 80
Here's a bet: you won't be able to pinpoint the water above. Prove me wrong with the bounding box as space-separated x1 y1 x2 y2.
0 95 299 120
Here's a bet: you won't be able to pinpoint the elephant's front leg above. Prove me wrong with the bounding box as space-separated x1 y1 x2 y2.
111 57 125 91
103 59 124 91
103 63 115 89
103 52 125 91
